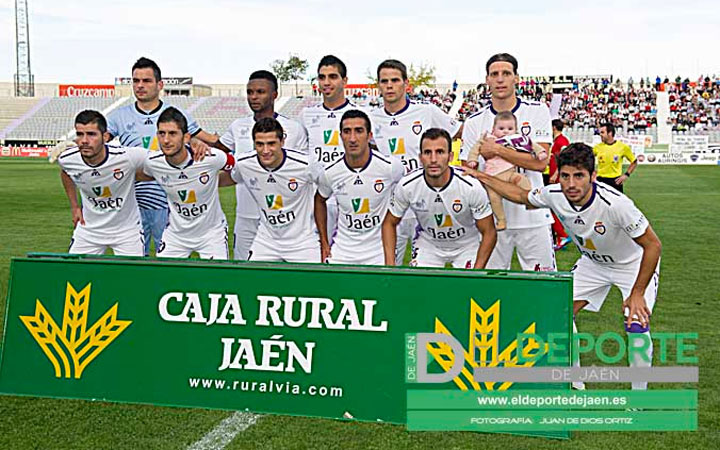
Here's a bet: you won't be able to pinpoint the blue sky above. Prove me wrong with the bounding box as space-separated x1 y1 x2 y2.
0 0 718 85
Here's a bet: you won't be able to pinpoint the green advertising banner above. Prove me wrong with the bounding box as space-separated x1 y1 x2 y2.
0 254 572 436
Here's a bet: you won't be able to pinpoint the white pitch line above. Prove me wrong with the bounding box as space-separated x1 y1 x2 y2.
187 412 262 450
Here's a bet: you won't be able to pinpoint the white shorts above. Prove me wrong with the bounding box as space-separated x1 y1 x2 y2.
572 256 660 313
395 214 419 266
411 239 478 269
69 226 144 257
158 225 229 260
486 225 556 271
233 216 260 261
328 247 384 266
249 237 321 263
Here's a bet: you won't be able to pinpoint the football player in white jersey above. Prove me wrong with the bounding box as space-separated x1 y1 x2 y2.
315 110 404 265
213 70 308 260
137 108 235 260
468 143 662 390
222 118 322 263
382 128 496 268
370 59 462 265
300 55 366 241
58 110 146 256
460 53 556 272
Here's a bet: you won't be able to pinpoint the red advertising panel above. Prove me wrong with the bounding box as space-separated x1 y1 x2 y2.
0 146 49 158
59 85 116 98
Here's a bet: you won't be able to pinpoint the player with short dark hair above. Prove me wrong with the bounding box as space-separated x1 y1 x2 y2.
460 52 556 272
58 110 147 256
137 107 235 259
382 128 496 268
221 118 322 263
95 57 217 256
213 70 309 260
371 58 462 265
299 55 368 242
466 142 661 390
315 110 404 265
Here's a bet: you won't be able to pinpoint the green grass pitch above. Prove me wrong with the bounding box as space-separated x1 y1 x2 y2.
0 159 716 449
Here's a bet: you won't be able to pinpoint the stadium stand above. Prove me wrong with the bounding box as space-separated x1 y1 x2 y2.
189 96 252 135
4 97 116 141
278 96 321 121
0 97 42 139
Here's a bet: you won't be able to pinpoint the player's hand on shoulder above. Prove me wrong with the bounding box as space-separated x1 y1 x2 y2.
189 138 211 161
49 140 74 163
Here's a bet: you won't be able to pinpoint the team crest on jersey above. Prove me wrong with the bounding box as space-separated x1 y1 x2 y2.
574 216 585 225
199 172 210 185
452 199 463 213
113 169 124 180
374 179 384 193
412 121 423 135
594 221 606 235
179 172 188 179
613 155 619 162
91 170 101 177
521 121 531 136
288 178 298 191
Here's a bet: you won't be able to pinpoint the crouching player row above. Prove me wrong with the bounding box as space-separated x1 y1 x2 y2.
467 143 661 389
58 108 234 259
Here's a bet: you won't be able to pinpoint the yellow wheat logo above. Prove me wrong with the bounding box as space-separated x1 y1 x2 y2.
19 282 132 379
427 298 547 391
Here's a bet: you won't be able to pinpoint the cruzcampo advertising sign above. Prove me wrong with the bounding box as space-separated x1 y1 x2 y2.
0 254 571 437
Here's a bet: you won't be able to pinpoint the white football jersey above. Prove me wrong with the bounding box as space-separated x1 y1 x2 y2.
460 98 553 229
58 145 146 237
299 99 367 167
230 149 323 249
317 151 405 259
220 114 308 219
107 100 202 211
143 148 232 236
528 182 649 266
370 101 461 174
389 167 493 249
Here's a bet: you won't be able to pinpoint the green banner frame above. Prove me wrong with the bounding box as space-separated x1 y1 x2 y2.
0 254 572 437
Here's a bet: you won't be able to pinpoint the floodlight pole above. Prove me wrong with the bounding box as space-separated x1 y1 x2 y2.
14 0 35 97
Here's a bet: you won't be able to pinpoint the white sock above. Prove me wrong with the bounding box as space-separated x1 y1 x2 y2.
572 320 585 390
628 330 653 390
